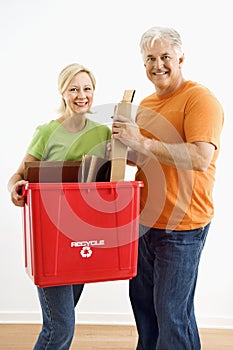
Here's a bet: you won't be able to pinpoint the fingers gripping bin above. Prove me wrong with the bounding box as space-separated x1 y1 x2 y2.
23 181 143 287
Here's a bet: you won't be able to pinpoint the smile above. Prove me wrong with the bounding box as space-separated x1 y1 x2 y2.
74 101 87 106
152 71 167 76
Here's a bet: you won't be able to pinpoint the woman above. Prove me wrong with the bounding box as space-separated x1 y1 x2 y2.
8 63 111 349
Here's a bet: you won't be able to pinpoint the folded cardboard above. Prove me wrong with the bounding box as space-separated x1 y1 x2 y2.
110 89 135 182
24 161 82 183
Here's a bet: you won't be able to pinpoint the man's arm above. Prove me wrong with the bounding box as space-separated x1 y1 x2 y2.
112 115 215 171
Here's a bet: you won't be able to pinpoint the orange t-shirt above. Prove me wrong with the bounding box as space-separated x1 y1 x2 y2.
135 80 224 230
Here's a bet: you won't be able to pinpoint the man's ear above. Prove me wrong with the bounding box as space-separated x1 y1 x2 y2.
179 54 185 68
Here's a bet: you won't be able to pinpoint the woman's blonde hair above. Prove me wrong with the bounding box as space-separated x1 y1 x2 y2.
57 63 96 115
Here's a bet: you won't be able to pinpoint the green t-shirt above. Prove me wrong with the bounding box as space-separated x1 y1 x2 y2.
27 119 111 161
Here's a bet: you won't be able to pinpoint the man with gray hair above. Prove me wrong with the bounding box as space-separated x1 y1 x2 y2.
112 26 224 349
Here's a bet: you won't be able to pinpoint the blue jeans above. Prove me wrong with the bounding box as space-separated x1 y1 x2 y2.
129 223 210 350
34 284 84 349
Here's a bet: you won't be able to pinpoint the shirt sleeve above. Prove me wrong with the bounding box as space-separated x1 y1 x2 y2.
184 91 224 149
27 124 51 159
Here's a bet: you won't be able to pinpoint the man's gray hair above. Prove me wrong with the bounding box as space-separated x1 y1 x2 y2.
139 26 183 58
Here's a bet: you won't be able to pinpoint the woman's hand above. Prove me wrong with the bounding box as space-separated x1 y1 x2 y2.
10 180 28 207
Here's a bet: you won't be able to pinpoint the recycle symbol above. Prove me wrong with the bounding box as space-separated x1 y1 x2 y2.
80 246 93 258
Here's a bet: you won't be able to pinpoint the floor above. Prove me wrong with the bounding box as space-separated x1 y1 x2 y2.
0 324 233 349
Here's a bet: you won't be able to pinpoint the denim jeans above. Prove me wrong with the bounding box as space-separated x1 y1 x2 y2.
33 284 84 349
129 223 210 350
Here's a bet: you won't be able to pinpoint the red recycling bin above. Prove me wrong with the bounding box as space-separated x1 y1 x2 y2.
23 181 143 287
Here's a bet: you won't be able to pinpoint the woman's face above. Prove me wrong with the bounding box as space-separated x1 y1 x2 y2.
62 71 94 115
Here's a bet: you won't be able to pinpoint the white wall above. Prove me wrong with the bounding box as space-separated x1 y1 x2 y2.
0 0 232 328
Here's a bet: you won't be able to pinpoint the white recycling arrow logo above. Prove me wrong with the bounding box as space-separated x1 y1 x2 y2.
80 246 93 258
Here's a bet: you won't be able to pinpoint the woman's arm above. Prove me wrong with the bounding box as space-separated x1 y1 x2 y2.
8 154 39 207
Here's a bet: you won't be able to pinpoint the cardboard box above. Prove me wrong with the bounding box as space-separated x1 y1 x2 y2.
24 158 111 183
24 161 82 183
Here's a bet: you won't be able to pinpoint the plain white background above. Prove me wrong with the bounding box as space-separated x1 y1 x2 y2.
0 0 232 328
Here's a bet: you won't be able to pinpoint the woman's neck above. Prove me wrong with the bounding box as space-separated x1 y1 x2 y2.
57 113 87 133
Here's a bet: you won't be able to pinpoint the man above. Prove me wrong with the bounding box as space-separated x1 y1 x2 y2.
112 26 224 349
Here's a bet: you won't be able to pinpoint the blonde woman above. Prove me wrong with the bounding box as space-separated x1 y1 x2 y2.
8 63 111 349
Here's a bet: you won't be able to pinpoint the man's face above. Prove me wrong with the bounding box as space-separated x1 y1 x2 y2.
143 39 184 96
